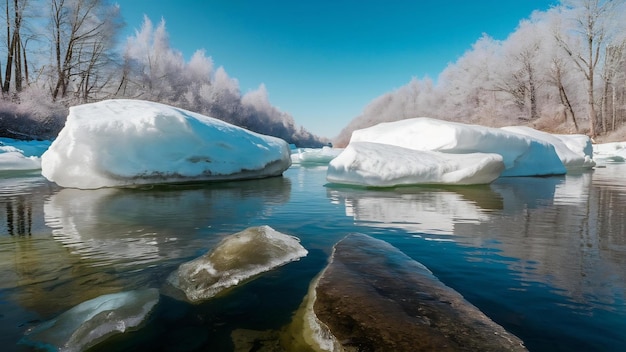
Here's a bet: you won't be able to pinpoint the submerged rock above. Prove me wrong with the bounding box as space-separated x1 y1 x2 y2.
295 234 527 351
167 226 308 303
20 288 159 352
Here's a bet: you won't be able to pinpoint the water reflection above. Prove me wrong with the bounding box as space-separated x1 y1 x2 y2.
327 185 501 236
43 177 292 268
327 168 626 311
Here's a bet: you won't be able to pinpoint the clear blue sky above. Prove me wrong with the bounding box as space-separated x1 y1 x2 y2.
117 0 556 138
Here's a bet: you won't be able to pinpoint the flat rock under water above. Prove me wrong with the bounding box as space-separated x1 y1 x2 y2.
308 233 527 351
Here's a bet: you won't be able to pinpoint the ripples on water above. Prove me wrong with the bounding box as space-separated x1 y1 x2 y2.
1 164 626 351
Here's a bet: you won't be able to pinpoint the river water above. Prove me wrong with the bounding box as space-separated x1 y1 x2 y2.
1 163 625 351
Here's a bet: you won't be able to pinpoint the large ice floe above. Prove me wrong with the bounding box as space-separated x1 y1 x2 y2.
286 233 527 351
327 141 505 186
21 288 159 352
41 99 291 189
328 117 595 187
167 226 307 302
0 138 51 171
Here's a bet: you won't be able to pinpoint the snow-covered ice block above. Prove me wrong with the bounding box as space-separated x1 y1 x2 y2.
502 126 595 170
291 146 342 164
327 142 504 187
0 138 51 171
349 117 566 177
41 99 291 189
21 288 159 352
593 142 626 162
168 225 307 302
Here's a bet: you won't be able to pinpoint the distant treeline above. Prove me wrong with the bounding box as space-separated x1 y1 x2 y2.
0 1 326 147
335 0 626 147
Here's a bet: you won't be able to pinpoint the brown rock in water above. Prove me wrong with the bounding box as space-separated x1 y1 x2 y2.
307 233 527 352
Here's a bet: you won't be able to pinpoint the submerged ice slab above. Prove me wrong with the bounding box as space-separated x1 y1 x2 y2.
168 226 308 302
327 142 504 186
349 117 566 177
292 233 527 351
41 99 291 189
21 288 159 352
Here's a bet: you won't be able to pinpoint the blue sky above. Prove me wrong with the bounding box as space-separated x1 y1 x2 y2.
117 0 556 138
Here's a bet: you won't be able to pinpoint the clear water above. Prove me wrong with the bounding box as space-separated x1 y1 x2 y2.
1 164 626 351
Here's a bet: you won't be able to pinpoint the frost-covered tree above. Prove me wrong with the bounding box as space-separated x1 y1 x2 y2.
335 0 626 146
48 0 122 102
553 0 624 137
119 16 325 147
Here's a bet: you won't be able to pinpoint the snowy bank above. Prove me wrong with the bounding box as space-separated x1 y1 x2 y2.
167 226 307 302
0 138 51 171
349 118 567 177
327 142 504 186
21 288 159 352
41 99 291 189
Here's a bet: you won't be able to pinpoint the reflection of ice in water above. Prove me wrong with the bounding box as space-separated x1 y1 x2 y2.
553 172 592 205
44 188 168 267
332 188 491 236
43 178 292 268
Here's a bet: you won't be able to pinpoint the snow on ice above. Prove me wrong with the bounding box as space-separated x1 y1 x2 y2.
21 288 159 352
327 142 504 186
593 142 626 162
41 99 291 189
0 138 51 171
291 146 343 164
168 225 307 302
329 118 597 187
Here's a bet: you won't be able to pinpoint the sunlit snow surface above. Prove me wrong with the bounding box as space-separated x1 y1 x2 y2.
501 126 595 170
167 225 308 302
291 146 343 164
327 142 504 186
41 99 291 189
593 142 626 162
328 118 599 187
21 288 159 352
0 138 51 170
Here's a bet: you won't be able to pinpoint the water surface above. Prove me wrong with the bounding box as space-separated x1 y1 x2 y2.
1 164 626 351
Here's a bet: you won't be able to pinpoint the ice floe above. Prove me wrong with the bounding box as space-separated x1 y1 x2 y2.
327 141 504 186
291 146 343 164
167 226 307 302
21 288 159 352
41 99 291 189
0 138 51 171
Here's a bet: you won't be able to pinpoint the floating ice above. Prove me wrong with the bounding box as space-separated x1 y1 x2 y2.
349 117 567 177
0 138 51 171
501 126 595 170
291 146 343 164
593 142 626 162
41 99 291 189
168 226 308 302
327 142 504 186
21 288 159 352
